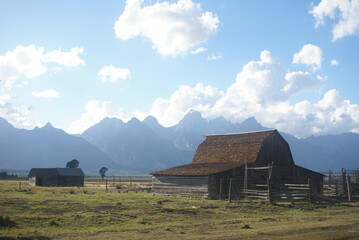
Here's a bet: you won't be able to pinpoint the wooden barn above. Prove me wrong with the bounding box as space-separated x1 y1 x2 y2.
151 130 323 200
28 168 85 187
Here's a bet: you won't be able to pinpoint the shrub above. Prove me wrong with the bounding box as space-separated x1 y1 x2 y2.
0 216 16 228
49 220 59 226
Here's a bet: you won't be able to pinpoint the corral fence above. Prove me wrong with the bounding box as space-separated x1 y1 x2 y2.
240 180 314 203
323 168 359 201
222 164 316 202
84 176 152 190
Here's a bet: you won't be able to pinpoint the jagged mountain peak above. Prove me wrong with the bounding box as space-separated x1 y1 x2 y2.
178 110 207 127
128 117 141 124
143 115 159 125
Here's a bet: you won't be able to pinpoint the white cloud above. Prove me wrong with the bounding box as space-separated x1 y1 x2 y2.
190 47 207 55
44 47 85 67
331 59 339 66
114 0 219 57
32 89 60 99
67 100 129 134
0 45 85 89
150 83 223 127
310 0 359 41
98 65 131 83
0 94 33 128
148 50 359 138
292 44 322 71
207 52 223 61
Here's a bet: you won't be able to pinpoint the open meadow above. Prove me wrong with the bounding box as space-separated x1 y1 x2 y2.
1 179 359 240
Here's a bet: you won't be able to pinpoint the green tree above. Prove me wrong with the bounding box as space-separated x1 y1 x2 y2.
66 159 79 168
99 167 108 180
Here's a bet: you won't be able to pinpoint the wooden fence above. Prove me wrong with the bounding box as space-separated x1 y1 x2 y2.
324 168 359 201
240 180 313 202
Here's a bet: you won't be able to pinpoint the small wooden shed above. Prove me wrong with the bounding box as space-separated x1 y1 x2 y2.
151 130 323 199
28 168 85 187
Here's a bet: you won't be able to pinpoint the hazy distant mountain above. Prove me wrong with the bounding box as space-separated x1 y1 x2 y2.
282 132 359 172
82 117 191 173
81 110 268 173
0 118 116 172
82 110 359 173
2 111 359 174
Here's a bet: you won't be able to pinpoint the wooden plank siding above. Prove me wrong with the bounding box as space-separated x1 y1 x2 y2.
152 176 209 198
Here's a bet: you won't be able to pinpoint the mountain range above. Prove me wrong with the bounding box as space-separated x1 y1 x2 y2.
0 117 116 172
1 111 358 174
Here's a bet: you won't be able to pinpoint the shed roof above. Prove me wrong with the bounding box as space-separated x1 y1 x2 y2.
28 168 85 177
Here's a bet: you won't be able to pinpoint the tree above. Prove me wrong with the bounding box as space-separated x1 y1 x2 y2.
99 167 108 180
66 159 79 168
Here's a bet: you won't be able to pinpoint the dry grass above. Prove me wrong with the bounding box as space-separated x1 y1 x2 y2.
1 180 359 240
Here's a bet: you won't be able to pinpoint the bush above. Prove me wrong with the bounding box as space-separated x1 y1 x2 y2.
0 216 16 228
242 224 251 229
49 220 59 226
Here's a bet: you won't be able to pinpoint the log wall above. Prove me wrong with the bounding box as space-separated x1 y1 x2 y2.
152 176 209 198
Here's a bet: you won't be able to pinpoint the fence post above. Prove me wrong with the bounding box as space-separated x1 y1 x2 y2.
341 169 347 196
308 179 313 202
346 175 352 202
19 181 22 190
219 178 223 200
228 178 233 202
267 178 272 203
105 179 108 191
328 169 332 187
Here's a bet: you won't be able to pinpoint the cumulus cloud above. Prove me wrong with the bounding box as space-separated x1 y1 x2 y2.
331 59 339 66
149 83 223 127
32 89 60 99
292 44 322 71
310 0 359 41
98 65 131 83
43 47 85 67
67 100 129 134
147 50 359 138
114 0 219 57
0 45 85 89
0 94 33 128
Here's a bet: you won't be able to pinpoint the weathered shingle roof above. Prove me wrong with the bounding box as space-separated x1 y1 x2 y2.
151 162 244 176
192 129 275 164
152 130 277 176
28 168 85 177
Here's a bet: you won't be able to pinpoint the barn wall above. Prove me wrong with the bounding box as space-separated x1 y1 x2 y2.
152 176 209 198
59 176 84 187
29 177 36 186
257 132 294 166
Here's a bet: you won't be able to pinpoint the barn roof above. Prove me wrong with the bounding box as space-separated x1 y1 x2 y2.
151 162 244 176
192 129 276 164
28 168 85 177
152 129 278 176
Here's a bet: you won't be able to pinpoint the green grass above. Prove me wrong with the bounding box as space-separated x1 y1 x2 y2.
1 180 359 239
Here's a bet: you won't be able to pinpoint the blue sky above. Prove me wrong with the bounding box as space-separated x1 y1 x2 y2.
1 0 359 138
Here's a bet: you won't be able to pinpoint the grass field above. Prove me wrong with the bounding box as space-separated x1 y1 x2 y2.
1 180 359 240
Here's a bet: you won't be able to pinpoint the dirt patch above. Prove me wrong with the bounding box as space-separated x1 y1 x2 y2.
161 208 198 215
0 237 52 240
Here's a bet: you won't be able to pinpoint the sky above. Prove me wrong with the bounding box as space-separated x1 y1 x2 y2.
1 0 359 138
